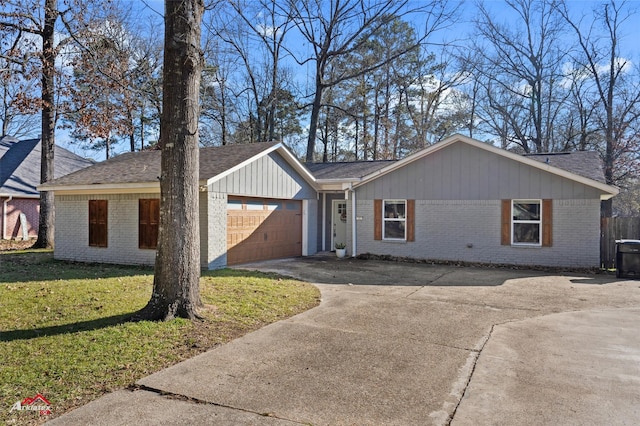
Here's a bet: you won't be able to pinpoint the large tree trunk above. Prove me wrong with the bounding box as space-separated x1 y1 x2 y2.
137 0 204 321
33 0 57 249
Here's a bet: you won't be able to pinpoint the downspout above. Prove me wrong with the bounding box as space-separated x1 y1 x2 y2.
351 189 357 257
3 195 12 240
349 184 357 257
322 192 326 251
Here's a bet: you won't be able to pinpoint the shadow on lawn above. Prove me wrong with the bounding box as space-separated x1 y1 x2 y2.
0 312 137 342
0 251 153 283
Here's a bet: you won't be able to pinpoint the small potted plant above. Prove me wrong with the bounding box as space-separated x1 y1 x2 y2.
335 242 346 258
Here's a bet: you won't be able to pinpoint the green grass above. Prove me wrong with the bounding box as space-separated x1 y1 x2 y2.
0 251 320 425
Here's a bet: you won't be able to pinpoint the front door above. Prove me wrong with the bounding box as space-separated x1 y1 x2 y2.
332 200 347 251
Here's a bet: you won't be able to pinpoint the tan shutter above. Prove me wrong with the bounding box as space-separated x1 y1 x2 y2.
501 199 511 245
542 199 552 247
406 199 415 242
374 199 382 240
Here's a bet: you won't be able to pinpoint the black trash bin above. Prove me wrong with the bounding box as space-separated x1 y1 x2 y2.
616 240 640 279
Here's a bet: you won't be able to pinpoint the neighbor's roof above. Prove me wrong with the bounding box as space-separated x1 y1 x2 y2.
525 151 606 183
305 160 395 180
39 141 316 192
0 136 94 197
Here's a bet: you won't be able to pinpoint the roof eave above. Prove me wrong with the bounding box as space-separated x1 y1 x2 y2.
315 178 361 191
0 193 40 199
37 182 161 194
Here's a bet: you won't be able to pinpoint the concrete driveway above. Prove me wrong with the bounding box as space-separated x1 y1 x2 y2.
49 255 640 425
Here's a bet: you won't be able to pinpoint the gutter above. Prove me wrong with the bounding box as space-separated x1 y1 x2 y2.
345 183 357 258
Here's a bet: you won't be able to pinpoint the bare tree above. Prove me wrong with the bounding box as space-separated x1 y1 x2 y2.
289 0 456 162
203 0 299 146
557 0 640 217
136 0 204 321
469 0 568 153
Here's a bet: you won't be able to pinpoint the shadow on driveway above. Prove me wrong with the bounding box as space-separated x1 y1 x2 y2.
235 254 615 287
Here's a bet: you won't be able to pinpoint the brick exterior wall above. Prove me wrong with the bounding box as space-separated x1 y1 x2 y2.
55 194 159 266
56 189 318 270
1 197 39 239
204 191 228 269
355 199 601 268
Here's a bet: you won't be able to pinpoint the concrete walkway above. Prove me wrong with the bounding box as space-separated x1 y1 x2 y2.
47 257 640 425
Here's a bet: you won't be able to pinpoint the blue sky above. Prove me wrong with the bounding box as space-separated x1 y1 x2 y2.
55 0 640 160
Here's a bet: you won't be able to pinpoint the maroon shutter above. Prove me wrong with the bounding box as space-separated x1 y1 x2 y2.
501 200 510 245
89 200 108 247
542 199 552 247
406 199 415 242
374 199 382 240
139 199 160 249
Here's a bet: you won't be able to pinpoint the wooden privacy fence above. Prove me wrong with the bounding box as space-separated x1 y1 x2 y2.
601 217 640 269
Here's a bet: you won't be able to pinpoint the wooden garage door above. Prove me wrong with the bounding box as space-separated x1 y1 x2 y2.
227 197 302 265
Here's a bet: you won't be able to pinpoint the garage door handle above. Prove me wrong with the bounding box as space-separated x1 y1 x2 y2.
264 233 268 241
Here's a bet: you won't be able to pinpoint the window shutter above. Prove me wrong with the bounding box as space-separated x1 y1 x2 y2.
89 200 108 247
406 199 415 242
374 199 382 240
542 199 552 247
139 199 160 249
501 199 511 245
150 199 159 247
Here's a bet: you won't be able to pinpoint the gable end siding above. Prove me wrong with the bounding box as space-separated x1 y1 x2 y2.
209 151 316 200
357 142 604 201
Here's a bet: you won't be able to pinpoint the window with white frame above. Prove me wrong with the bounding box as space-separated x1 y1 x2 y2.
383 200 406 240
512 200 541 245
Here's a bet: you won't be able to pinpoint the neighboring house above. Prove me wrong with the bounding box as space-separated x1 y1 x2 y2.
39 134 618 269
0 136 94 239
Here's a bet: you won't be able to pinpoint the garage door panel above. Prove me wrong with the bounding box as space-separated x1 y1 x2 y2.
227 197 302 265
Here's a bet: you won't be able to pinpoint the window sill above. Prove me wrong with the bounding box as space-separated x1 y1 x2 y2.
382 239 407 243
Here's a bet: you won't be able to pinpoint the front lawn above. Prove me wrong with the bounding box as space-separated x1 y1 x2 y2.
0 251 320 425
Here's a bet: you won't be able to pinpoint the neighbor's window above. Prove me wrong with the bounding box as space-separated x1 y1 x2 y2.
383 200 406 240
139 199 160 249
512 200 541 245
89 200 108 247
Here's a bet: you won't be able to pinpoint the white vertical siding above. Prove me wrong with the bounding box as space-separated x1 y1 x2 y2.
210 152 316 199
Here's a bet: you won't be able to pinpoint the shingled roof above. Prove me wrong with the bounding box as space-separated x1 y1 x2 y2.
40 141 281 188
525 151 606 183
0 136 94 197
37 136 611 194
305 160 395 180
